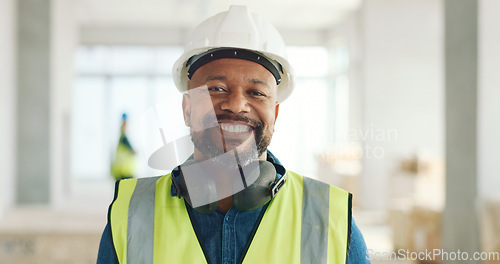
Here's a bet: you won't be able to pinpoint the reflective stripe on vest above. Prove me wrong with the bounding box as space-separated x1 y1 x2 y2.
110 171 352 264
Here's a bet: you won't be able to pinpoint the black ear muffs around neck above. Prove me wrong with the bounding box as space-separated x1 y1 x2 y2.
233 160 277 211
174 159 218 214
172 159 285 214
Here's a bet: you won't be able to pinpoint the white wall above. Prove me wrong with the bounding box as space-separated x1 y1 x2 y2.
50 0 79 208
326 9 363 133
478 0 500 199
0 0 16 217
359 0 444 210
80 26 326 47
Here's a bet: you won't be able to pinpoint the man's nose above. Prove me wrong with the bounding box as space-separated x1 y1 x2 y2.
220 91 251 113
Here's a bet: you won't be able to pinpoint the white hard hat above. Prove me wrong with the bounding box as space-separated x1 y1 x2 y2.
172 5 295 103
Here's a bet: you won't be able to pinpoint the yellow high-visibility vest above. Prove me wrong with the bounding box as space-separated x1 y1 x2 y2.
110 171 352 264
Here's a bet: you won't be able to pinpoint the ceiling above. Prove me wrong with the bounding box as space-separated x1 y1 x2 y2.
76 0 362 31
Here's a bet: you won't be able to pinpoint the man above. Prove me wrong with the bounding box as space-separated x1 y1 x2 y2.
110 113 136 181
97 5 370 264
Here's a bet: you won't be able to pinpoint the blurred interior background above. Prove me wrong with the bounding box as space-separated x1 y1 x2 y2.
1 0 499 263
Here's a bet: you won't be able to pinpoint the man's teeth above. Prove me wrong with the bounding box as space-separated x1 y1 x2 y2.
220 123 251 133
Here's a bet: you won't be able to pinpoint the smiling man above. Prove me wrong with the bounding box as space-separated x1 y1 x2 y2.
186 57 278 166
97 5 370 264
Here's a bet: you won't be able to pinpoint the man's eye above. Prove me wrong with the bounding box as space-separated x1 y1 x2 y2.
249 91 266 97
208 86 226 92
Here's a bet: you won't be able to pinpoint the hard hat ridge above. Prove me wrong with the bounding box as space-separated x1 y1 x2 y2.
213 5 259 49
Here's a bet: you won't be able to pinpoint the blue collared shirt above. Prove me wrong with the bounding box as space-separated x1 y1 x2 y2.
97 153 371 264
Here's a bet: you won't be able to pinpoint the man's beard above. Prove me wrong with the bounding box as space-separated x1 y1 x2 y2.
190 114 271 168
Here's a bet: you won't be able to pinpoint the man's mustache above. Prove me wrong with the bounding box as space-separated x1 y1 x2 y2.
203 114 263 130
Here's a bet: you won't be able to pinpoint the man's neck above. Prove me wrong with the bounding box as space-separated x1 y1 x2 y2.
218 196 233 213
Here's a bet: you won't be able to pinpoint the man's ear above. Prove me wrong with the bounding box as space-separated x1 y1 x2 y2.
182 93 191 126
274 104 280 124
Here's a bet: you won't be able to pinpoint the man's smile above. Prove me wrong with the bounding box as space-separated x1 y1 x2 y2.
219 122 253 133
203 114 261 138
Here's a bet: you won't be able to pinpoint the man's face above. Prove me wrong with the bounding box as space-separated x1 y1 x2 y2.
182 58 280 165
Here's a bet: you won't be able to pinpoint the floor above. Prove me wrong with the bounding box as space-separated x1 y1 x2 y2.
0 207 104 264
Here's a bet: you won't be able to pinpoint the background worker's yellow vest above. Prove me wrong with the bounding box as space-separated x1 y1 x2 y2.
110 171 352 264
110 138 136 180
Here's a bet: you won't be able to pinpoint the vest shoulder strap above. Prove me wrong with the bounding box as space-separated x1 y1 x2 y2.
110 177 160 264
243 171 352 264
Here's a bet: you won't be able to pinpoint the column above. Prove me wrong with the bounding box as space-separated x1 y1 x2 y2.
0 0 16 215
16 0 52 204
442 0 479 261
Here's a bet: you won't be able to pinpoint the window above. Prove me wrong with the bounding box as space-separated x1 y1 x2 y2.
71 46 184 179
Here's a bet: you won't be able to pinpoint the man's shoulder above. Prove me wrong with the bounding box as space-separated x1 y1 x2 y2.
120 174 169 184
114 175 170 196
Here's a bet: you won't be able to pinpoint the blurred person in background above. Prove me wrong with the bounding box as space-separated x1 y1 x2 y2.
110 113 136 180
97 6 370 264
